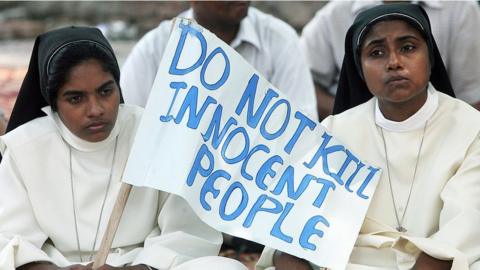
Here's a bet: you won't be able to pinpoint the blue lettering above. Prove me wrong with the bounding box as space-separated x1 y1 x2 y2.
260 99 291 140
160 81 187 122
284 111 317 154
271 202 294 243
174 86 217 129
312 178 336 208
243 194 282 228
303 132 345 185
240 144 270 181
202 105 238 149
345 161 366 193
235 74 279 129
356 166 380 199
219 181 248 221
200 170 231 211
271 166 317 200
186 144 214 186
255 155 283 191
221 127 250 164
200 47 230 90
299 215 330 251
169 22 207 75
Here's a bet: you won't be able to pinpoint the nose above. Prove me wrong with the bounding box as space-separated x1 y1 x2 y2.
86 97 105 118
386 52 402 71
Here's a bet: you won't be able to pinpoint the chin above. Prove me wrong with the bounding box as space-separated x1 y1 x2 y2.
83 131 111 142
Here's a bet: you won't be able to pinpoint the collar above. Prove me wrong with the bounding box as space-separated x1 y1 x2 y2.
184 7 260 49
351 0 442 16
375 84 438 132
42 105 121 152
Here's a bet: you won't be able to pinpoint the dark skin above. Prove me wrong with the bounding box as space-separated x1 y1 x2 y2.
17 262 152 270
274 20 453 270
314 83 334 121
190 1 250 44
273 251 312 270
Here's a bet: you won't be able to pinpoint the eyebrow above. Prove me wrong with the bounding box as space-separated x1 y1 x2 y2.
363 34 421 48
61 80 116 96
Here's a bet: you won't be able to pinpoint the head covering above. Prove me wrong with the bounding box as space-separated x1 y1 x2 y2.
333 3 455 115
6 26 123 133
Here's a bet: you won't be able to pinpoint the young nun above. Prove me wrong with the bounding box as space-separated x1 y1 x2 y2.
257 3 480 270
0 26 247 270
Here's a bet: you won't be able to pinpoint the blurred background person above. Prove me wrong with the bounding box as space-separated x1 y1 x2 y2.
301 0 480 120
120 1 318 122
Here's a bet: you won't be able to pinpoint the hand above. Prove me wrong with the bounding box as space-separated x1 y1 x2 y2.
273 251 313 270
314 83 334 121
95 264 151 270
412 252 452 270
17 262 92 270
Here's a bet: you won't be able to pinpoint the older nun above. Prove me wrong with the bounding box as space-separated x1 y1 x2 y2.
258 3 480 270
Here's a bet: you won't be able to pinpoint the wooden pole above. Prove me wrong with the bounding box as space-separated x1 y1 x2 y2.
92 183 132 269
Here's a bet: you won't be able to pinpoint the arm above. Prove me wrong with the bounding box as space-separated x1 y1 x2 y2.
268 25 318 122
120 26 169 107
314 83 334 121
396 133 480 268
299 8 340 121
0 150 54 268
443 2 480 107
412 252 452 270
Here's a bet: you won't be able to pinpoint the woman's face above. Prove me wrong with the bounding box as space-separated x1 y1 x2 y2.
56 59 120 142
360 20 430 113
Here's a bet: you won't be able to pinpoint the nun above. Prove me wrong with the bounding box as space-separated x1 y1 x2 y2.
0 26 247 270
257 3 480 270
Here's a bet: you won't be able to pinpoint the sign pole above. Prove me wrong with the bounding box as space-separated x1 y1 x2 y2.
92 183 132 269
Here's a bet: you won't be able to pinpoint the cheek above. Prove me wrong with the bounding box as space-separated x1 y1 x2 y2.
362 62 383 90
57 104 83 132
412 55 431 85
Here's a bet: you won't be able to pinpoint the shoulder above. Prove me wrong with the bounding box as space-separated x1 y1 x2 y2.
317 1 354 17
436 92 480 129
320 99 375 144
131 18 174 56
247 7 299 43
322 99 375 131
0 116 58 154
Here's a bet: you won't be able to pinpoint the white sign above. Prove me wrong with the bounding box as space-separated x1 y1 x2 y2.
123 18 381 270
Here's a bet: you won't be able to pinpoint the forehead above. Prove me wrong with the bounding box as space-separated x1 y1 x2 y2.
59 59 113 93
362 19 425 44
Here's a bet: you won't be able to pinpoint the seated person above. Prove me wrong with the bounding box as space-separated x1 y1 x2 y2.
257 3 480 270
0 26 247 270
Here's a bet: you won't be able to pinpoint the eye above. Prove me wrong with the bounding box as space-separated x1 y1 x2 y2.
99 87 114 97
67 95 83 105
369 49 385 58
400 44 416 53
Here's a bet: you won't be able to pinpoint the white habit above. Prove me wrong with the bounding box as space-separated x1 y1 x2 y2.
257 87 480 270
0 104 246 270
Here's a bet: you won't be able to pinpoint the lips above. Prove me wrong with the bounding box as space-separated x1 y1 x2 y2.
385 75 408 84
86 121 109 132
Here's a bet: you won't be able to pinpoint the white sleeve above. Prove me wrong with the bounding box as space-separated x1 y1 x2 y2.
132 194 223 269
120 25 170 107
270 31 318 122
0 150 52 268
394 134 480 268
444 2 480 104
299 9 338 92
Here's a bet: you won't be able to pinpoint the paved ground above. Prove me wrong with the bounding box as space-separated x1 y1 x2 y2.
0 40 136 119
